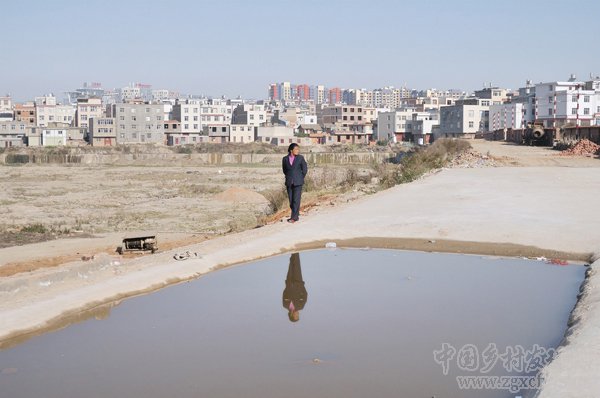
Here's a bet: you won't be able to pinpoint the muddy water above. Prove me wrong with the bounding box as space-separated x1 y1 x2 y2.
0 249 586 398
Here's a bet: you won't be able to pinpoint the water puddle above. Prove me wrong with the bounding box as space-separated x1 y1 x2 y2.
0 249 586 398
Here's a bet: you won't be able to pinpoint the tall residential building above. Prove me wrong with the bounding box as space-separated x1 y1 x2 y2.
328 87 342 104
295 84 311 101
113 102 165 144
311 85 326 104
268 82 294 101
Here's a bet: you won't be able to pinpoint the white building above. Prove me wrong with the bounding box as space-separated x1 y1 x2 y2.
312 85 326 105
35 96 76 127
377 109 416 141
489 102 530 131
377 109 437 143
39 127 72 146
229 124 256 143
534 77 600 128
0 95 12 112
120 85 141 101
172 99 233 133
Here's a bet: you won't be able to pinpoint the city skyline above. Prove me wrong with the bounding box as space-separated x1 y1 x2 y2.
2 0 599 101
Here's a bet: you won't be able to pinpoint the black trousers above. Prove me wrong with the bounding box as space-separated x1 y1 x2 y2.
286 184 303 220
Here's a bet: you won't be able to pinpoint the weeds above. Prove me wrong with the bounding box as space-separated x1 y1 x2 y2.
20 223 48 233
376 138 471 186
262 187 288 214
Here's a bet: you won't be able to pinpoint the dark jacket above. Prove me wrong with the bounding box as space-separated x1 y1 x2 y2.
282 154 308 187
282 253 307 310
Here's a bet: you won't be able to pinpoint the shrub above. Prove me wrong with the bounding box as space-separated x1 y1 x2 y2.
374 138 471 186
262 187 288 214
20 223 48 234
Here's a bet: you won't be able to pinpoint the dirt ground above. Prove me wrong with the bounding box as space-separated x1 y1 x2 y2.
0 162 373 276
2 140 599 274
470 140 600 167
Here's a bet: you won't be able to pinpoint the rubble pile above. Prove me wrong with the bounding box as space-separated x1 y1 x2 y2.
559 139 600 157
446 150 498 168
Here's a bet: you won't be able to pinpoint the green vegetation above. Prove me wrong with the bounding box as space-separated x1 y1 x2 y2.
379 138 471 187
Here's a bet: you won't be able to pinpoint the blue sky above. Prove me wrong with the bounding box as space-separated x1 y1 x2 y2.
1 0 599 101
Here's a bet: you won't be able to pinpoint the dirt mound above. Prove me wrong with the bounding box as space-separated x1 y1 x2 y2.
214 187 268 203
559 139 600 157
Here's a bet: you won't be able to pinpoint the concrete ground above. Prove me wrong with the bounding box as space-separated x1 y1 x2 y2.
1 141 599 397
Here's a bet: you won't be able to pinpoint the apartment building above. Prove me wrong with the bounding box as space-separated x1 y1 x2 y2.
14 102 36 125
439 98 489 139
113 102 165 144
232 104 266 127
76 98 103 131
534 77 600 128
172 99 233 133
35 96 76 127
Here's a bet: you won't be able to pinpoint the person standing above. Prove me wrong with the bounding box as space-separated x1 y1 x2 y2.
282 143 308 223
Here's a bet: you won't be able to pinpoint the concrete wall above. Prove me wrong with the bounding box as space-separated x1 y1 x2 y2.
0 150 394 166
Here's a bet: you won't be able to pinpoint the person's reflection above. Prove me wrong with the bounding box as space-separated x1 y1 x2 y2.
282 252 307 323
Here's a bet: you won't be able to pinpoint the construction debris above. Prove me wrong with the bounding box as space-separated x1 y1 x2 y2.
173 251 200 261
559 139 600 157
447 150 498 168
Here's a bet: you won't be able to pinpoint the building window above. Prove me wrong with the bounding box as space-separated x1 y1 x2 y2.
572 95 577 102
572 108 577 115
584 108 590 115
548 109 553 115
548 96 553 104
469 121 474 128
